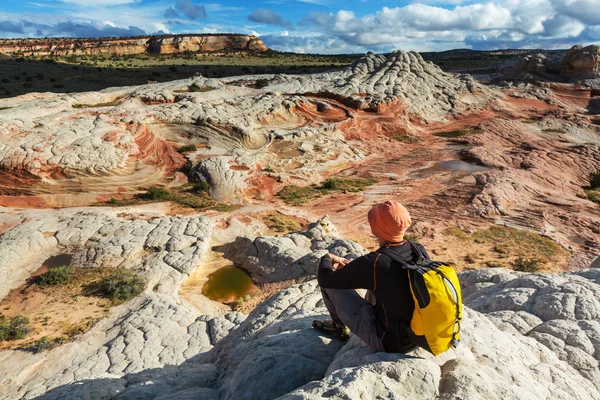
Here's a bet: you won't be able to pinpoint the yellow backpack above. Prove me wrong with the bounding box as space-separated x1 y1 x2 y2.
378 243 463 355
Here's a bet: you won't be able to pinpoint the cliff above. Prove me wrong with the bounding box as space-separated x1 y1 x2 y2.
0 34 268 57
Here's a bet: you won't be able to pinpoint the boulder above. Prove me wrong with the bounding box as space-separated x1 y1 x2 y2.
561 45 600 81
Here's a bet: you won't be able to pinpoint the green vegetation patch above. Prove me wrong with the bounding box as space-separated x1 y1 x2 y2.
72 101 122 109
177 144 197 153
521 119 536 124
433 128 483 138
0 315 31 342
0 106 12 111
542 128 566 133
511 256 543 272
443 225 567 268
278 177 377 206
392 134 419 143
586 190 600 204
254 78 269 89
86 270 146 304
589 170 600 190
591 118 600 126
264 212 302 233
583 170 600 204
37 265 75 286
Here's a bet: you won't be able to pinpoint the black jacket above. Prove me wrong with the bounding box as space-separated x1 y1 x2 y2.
317 241 430 352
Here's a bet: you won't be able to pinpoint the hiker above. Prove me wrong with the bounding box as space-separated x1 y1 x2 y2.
313 200 429 353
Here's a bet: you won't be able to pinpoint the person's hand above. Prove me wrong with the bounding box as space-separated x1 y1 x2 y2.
329 253 349 270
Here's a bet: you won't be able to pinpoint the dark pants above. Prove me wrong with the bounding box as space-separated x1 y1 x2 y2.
320 287 386 352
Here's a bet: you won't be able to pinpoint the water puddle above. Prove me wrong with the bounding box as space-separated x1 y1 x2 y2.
201 265 257 303
439 160 488 173
413 160 487 177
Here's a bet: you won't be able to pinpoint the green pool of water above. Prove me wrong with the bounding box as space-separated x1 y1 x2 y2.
202 265 255 303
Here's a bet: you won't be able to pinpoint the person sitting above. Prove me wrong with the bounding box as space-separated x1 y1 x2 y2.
312 200 429 353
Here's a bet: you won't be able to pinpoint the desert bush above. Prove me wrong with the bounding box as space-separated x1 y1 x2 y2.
178 144 197 153
144 186 170 200
433 128 482 138
37 265 74 286
264 212 301 233
31 337 54 353
255 78 269 88
191 181 209 193
91 270 146 303
587 191 600 204
589 170 600 190
188 83 213 92
404 233 420 242
511 256 543 272
0 315 31 342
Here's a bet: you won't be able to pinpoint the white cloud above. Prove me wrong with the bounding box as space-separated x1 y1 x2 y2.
294 0 600 52
58 0 140 5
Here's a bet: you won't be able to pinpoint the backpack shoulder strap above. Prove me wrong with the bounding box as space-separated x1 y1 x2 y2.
376 247 419 271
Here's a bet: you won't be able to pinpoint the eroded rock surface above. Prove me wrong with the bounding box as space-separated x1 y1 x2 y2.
224 216 364 283
0 50 492 205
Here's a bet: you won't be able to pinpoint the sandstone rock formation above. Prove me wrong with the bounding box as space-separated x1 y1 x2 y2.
503 45 600 83
0 50 492 206
503 53 558 81
561 45 600 81
0 34 268 57
11 268 599 400
224 216 364 283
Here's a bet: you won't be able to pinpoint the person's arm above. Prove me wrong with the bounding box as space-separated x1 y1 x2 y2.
317 253 376 290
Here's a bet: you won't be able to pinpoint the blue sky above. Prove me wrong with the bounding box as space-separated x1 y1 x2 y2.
1 0 599 53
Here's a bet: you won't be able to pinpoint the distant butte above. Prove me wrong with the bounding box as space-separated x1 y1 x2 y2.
0 34 269 57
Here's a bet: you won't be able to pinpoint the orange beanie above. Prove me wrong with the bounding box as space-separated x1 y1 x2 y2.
367 200 411 243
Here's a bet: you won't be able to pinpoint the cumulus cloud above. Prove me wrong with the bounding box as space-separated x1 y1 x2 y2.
0 19 146 38
164 8 179 19
248 9 293 29
172 0 206 20
292 0 600 52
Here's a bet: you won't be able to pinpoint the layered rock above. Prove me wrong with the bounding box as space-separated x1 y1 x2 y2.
0 35 268 57
561 45 600 81
23 268 600 400
0 51 492 205
224 216 364 283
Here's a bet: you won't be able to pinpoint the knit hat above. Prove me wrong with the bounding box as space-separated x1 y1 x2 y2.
367 200 411 243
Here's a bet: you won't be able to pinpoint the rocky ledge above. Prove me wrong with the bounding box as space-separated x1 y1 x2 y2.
0 217 599 399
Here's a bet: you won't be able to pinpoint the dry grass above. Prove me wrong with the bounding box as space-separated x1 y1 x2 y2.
433 128 483 138
72 101 122 108
434 225 569 272
263 212 302 233
278 177 377 206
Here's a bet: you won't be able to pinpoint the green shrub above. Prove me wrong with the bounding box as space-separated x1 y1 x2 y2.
32 337 54 353
37 265 74 286
511 256 543 272
587 190 600 204
188 83 213 93
0 315 31 342
191 181 209 193
542 128 566 133
404 233 420 242
589 170 600 190
321 177 377 192
91 270 146 304
144 186 170 200
178 144 197 153
433 129 483 138
255 78 269 89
